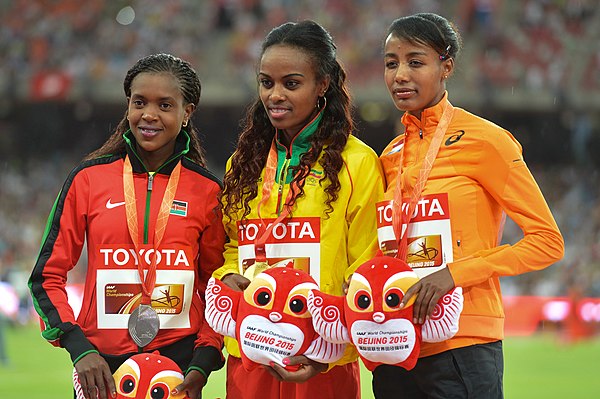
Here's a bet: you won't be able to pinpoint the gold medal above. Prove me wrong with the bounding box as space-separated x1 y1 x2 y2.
243 261 271 280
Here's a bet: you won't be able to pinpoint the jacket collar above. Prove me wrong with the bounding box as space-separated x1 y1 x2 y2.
274 109 323 158
123 129 190 174
401 91 450 134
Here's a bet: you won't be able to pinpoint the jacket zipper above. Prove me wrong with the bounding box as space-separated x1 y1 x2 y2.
276 156 291 214
144 173 154 244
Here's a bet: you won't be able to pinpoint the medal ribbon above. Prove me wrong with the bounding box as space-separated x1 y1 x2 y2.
253 139 302 262
393 102 454 261
123 155 181 305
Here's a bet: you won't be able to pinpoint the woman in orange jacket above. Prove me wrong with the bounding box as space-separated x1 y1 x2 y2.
373 13 564 398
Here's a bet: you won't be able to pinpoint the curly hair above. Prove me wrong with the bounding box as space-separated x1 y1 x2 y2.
84 53 206 166
222 20 354 222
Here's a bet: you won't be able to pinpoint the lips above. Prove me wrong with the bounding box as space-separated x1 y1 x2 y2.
137 126 162 138
267 106 290 119
392 88 416 100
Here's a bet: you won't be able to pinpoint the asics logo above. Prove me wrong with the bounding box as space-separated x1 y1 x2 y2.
106 199 126 209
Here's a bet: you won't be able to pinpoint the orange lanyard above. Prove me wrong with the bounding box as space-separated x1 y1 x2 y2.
393 102 454 260
253 140 302 262
123 155 181 304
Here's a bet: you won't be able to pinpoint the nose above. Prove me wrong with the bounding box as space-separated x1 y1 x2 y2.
269 312 282 322
269 84 285 102
142 105 159 121
394 64 410 83
373 312 385 324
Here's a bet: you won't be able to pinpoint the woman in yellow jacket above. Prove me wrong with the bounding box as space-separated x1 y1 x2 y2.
374 13 564 398
212 20 384 399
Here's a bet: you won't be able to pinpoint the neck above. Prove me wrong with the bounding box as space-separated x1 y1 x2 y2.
278 130 294 149
137 145 173 172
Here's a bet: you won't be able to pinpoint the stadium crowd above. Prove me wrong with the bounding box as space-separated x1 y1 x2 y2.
1 0 599 332
0 0 598 105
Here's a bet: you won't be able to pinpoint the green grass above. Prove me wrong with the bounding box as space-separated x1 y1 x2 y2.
2 323 599 398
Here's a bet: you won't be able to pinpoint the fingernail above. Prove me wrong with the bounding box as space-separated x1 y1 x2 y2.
269 361 275 367
282 358 290 365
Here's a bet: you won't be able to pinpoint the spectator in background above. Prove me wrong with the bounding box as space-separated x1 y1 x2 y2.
28 53 225 399
213 20 384 399
373 13 564 398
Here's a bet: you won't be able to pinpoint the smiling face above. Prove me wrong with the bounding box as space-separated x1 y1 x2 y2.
384 34 453 119
127 72 194 171
258 45 329 143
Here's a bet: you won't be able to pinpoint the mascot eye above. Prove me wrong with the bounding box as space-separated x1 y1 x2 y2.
149 383 169 399
384 288 403 309
289 295 306 314
119 375 136 394
354 290 372 310
253 288 273 306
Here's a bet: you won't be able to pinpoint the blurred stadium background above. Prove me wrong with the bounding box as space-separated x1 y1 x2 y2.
0 0 599 396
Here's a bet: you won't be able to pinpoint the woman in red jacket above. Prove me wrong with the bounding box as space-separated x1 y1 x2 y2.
374 13 564 398
29 53 225 399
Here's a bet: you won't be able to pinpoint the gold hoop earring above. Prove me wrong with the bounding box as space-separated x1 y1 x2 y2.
316 96 327 110
182 120 188 127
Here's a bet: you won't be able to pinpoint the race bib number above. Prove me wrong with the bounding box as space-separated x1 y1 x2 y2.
238 217 321 284
376 193 453 278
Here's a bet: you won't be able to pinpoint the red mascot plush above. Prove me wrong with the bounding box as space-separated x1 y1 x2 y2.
205 265 346 371
74 351 190 399
308 255 463 371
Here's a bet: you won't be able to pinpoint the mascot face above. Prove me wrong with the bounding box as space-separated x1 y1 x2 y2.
205 265 346 370
113 352 189 399
344 257 421 369
346 259 419 324
238 268 318 366
74 352 189 399
308 255 463 372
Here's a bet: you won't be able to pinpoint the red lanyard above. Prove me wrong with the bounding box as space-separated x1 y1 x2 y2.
392 102 454 260
123 156 181 304
253 140 302 262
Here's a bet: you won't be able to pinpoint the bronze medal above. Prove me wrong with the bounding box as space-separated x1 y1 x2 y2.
128 304 160 347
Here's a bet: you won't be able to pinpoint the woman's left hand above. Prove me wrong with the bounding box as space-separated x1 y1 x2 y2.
264 356 327 383
171 370 207 399
399 267 455 325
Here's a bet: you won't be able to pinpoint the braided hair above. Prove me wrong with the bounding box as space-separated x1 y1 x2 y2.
85 53 206 165
221 20 354 222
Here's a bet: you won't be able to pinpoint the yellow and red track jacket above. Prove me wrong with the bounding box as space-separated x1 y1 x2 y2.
214 115 385 366
29 131 225 374
378 94 564 357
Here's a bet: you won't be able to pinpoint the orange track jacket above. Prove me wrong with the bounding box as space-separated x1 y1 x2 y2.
378 94 564 357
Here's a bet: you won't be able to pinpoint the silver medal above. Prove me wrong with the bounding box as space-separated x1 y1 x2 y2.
128 304 160 347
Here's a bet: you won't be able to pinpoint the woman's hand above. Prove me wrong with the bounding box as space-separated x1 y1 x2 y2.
342 274 353 295
171 369 207 399
221 273 251 291
264 355 328 383
74 352 116 399
399 267 455 324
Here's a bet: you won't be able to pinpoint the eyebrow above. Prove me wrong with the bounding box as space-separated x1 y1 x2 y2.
130 93 177 102
258 72 305 79
384 50 428 58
